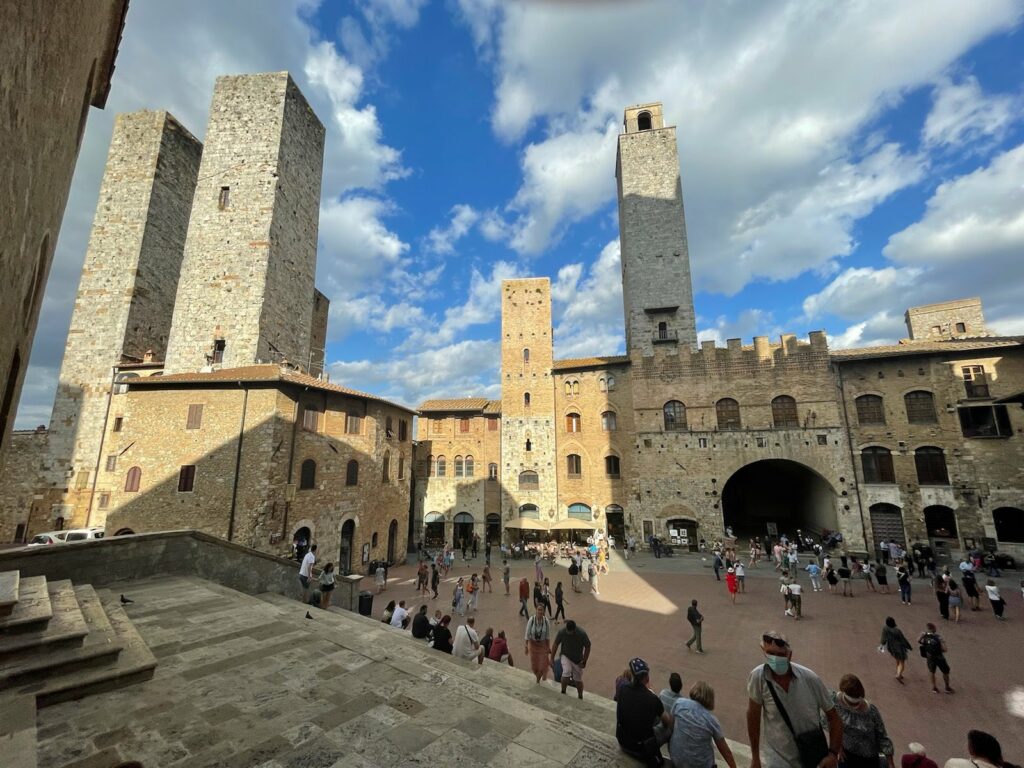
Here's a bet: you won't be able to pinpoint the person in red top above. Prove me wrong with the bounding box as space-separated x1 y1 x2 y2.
518 577 530 618
488 630 514 666
726 567 738 604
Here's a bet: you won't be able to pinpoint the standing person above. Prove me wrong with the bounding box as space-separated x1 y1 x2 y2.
750 540 760 569
540 578 554 617
833 674 895 768
430 563 440 599
588 559 600 595
726 567 739 604
805 561 822 592
317 562 336 609
431 615 454 653
985 580 1006 620
787 581 803 619
374 561 387 594
838 562 853 597
481 564 493 593
615 658 672 767
779 571 794 615
471 533 479 560
860 559 877 593
826 564 839 594
568 557 581 593
961 569 980 611
947 579 963 623
686 599 705 653
502 560 511 596
518 577 530 618
416 561 428 596
298 544 317 602
736 561 747 593
534 553 545 584
524 605 552 684
934 577 950 621
553 581 567 622
468 573 480 612
670 681 738 768
897 563 912 605
452 577 465 616
746 631 843 768
917 623 954 694
879 617 912 684
713 551 723 581
875 562 889 594
453 616 482 662
551 619 592 699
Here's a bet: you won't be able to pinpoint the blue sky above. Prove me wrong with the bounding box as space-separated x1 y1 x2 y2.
17 0 1024 426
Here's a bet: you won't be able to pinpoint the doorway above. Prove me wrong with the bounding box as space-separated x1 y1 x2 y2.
869 503 905 550
339 520 355 575
293 526 311 561
605 506 625 542
453 512 474 551
424 512 445 548
486 513 501 545
387 519 398 564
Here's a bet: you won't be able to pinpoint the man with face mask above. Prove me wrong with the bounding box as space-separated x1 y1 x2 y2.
746 631 843 768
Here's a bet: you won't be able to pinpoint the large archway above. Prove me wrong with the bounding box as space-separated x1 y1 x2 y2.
485 513 501 545
993 507 1024 543
722 459 838 540
453 513 474 550
424 512 445 548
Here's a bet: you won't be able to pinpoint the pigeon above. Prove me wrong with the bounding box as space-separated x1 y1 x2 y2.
120 594 134 604
305 611 313 620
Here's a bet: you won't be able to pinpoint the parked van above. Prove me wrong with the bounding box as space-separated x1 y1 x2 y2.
63 528 105 543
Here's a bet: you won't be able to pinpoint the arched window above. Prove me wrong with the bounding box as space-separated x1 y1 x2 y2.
855 395 885 425
523 348 530 362
771 395 799 428
572 380 580 396
346 459 359 486
601 411 617 431
607 375 616 391
465 455 474 477
300 459 316 490
519 471 539 490
564 381 572 396
637 111 652 131
124 466 141 493
385 415 393 437
915 447 949 485
598 378 607 392
904 391 937 424
663 400 687 431
454 455 464 478
566 412 581 432
525 439 532 452
566 454 582 477
398 455 405 480
568 503 591 519
381 451 391 483
862 447 895 484
488 463 498 481
605 455 621 477
524 392 531 407
519 504 539 519
436 455 447 477
716 398 741 430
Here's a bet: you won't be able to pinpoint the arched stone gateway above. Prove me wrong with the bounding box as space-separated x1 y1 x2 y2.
423 512 445 548
722 459 838 539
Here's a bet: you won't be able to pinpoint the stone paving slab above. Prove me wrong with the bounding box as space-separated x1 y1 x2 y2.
0 570 20 616
0 576 52 631
0 580 87 658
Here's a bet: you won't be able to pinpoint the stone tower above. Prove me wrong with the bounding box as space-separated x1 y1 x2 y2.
164 72 325 374
44 110 202 497
615 102 698 355
500 279 558 524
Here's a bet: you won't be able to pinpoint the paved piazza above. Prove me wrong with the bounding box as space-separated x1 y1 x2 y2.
365 550 1023 763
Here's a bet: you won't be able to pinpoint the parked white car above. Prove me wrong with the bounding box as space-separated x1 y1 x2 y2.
63 528 106 543
28 531 69 546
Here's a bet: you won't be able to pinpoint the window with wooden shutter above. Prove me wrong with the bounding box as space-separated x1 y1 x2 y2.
186 404 203 430
861 448 895 484
915 447 949 485
716 398 741 430
346 459 359 486
567 454 582 478
124 466 141 493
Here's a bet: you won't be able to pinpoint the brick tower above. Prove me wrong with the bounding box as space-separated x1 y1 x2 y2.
500 279 558 525
44 111 202 508
615 102 698 355
164 72 325 374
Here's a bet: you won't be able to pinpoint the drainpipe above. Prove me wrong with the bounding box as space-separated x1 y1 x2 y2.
226 384 249 542
836 364 871 553
85 365 119 528
280 389 302 540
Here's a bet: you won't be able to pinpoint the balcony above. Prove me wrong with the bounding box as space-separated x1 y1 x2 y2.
653 330 678 344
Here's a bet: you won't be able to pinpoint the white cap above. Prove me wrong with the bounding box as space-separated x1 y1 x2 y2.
909 743 927 755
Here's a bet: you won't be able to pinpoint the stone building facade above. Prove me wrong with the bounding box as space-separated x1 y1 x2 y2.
413 102 1024 559
0 0 128 458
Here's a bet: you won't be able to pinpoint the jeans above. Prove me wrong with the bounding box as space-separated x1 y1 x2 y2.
686 623 703 651
519 598 529 617
900 582 911 602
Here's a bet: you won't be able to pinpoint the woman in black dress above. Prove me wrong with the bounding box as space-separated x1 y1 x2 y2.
879 616 912 683
934 577 950 620
874 562 889 593
431 615 454 653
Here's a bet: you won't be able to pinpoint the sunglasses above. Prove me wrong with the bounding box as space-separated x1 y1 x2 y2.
762 635 788 648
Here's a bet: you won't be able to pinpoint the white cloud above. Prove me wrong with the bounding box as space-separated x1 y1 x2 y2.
802 266 924 321
551 240 625 359
827 311 909 349
426 204 481 254
339 0 429 69
697 309 780 347
922 75 1018 149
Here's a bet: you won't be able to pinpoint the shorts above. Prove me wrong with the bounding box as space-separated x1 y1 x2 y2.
299 575 310 588
926 656 950 674
320 583 335 593
561 656 584 682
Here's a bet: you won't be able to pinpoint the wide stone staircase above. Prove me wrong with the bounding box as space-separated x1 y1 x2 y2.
0 569 157 768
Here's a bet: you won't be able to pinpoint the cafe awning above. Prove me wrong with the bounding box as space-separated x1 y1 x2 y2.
504 518 549 531
549 519 595 530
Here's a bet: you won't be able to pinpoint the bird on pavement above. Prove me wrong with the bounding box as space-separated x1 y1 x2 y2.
305 611 313 620
120 595 134 604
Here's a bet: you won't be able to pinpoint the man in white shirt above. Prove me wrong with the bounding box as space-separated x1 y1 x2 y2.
944 730 1005 768
298 544 317 602
390 600 410 629
452 616 481 661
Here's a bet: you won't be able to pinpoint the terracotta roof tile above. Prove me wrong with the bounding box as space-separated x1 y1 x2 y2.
483 400 502 415
830 337 1022 361
128 364 415 413
552 355 631 371
417 397 490 412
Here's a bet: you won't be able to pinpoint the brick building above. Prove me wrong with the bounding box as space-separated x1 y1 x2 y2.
413 103 1024 560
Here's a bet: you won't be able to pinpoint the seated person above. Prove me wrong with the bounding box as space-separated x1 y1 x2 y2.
615 658 671 767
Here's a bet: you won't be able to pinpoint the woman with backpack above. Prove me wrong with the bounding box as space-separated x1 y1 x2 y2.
879 617 912 683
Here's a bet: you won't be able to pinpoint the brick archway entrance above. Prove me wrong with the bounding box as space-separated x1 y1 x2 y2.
722 459 838 540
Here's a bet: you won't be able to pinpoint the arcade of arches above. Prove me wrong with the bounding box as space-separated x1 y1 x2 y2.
722 459 838 539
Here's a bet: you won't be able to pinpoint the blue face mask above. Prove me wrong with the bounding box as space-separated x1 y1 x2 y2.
765 654 790 675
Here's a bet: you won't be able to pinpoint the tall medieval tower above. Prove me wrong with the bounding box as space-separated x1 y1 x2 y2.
616 103 697 355
500 279 558 524
44 111 202 502
163 72 325 373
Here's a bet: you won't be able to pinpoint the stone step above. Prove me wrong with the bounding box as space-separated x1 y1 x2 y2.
13 589 156 708
0 585 123 690
0 580 88 661
0 570 19 618
0 577 51 632
0 694 36 768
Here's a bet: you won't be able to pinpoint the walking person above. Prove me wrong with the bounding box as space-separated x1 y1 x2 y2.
502 560 510 596
524 604 552 684
553 580 566 622
568 557 581 593
838 562 853 596
298 544 317 602
534 553 544 584
879 617 912 684
961 569 980 611
787 581 803 619
934 577 950 621
726 567 739 604
317 562 336 609
452 577 466 616
588 559 600 595
875 561 890 594
467 573 480 612
947 579 963 623
374 561 387 594
735 561 747 593
551 619 591 699
833 674 896 768
686 599 704 653
713 551 723 581
518 576 530 618
897 562 912 605
985 580 1006 619
917 622 954 694
430 563 440 599
669 681 738 768
540 578 554 617
806 561 822 592
482 564 493 593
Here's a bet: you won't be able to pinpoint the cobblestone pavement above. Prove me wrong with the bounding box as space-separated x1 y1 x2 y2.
361 550 1024 764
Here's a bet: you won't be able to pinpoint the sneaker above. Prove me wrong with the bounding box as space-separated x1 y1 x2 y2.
932 687 940 694
945 687 955 694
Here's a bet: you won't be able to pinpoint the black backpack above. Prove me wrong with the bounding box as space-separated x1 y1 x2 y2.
920 633 942 658
568 562 579 576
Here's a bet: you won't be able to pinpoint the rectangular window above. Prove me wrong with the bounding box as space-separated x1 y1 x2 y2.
186 404 203 430
487 417 498 432
302 407 319 433
697 437 709 449
432 419 444 433
177 465 196 492
105 455 117 472
962 366 990 398
399 419 408 441
459 417 470 433
98 492 110 509
398 457 405 480
816 434 828 446
959 405 1012 438
955 322 966 333
218 186 230 210
112 416 123 433
345 413 362 435
755 437 767 448
212 339 226 364
488 463 498 480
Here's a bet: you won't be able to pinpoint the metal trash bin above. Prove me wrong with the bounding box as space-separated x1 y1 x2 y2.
358 591 373 617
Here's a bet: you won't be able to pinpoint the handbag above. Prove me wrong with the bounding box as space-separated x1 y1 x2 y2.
763 667 830 768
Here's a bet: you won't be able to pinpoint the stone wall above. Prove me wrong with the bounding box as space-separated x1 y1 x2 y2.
164 72 325 374
0 429 48 542
0 0 126 456
905 298 991 341
309 288 330 376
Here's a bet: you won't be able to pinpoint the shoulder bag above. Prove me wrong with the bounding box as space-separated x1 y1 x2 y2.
763 666 830 768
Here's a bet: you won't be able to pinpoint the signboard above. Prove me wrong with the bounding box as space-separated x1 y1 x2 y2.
766 522 778 537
